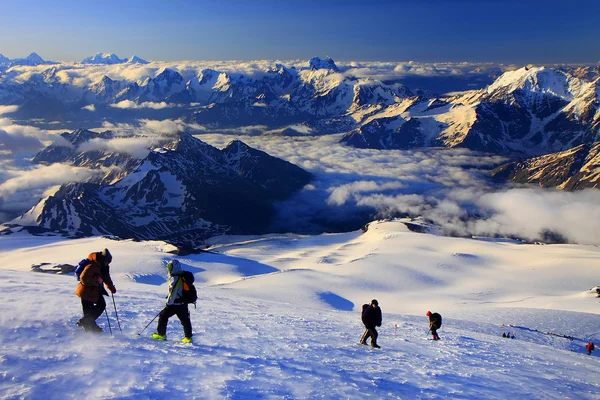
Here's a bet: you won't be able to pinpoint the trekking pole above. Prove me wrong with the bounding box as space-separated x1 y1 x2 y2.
111 293 123 334
138 309 162 336
104 308 113 335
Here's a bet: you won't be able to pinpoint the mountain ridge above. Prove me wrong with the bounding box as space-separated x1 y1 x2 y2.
10 130 313 246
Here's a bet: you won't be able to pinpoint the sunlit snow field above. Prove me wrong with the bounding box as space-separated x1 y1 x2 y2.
1 220 599 399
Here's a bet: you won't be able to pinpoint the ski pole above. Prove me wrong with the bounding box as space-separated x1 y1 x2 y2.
138 309 162 336
104 308 113 335
111 293 123 334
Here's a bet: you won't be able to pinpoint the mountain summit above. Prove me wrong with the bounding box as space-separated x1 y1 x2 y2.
309 56 339 72
82 53 127 65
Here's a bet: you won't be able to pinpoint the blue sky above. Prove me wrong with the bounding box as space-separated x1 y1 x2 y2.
0 0 598 63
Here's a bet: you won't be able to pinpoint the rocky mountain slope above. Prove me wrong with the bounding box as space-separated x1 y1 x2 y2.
341 67 600 156
8 130 313 246
491 141 600 190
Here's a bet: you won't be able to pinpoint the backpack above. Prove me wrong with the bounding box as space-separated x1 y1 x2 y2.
431 313 442 329
361 304 369 324
74 259 90 281
179 270 198 305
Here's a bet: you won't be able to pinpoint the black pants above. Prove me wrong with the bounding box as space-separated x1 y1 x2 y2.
360 327 378 345
157 304 192 338
81 295 106 325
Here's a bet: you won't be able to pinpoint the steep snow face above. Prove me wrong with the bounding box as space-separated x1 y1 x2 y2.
10 194 53 226
430 103 478 147
296 69 355 115
561 78 600 120
486 67 585 101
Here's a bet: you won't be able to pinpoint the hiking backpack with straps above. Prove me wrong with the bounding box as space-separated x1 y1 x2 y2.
178 270 198 305
74 259 90 281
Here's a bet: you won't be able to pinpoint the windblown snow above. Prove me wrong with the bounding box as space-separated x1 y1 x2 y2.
0 220 599 399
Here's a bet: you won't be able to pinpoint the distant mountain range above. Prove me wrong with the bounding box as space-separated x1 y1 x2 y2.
6 129 313 247
1 56 599 191
0 52 147 66
0 52 58 67
341 67 600 155
81 53 148 65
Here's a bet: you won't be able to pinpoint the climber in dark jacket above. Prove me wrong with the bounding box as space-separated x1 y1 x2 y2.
360 299 382 348
426 311 442 340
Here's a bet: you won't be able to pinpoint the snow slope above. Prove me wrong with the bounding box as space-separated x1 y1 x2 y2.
0 221 599 399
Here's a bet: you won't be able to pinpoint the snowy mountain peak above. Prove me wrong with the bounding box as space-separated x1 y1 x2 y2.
100 75 115 84
309 56 339 72
156 68 182 81
0 53 9 64
25 53 45 63
486 66 582 100
198 68 219 85
126 55 148 64
8 52 55 66
63 128 114 146
81 53 126 65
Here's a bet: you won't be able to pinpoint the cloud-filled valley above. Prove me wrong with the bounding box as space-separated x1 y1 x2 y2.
198 133 600 245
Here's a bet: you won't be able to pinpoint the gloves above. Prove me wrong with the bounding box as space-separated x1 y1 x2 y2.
109 285 117 294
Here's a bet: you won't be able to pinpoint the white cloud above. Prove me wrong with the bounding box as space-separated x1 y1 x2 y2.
0 163 101 218
110 100 173 110
0 118 72 157
139 119 184 135
0 105 19 116
327 181 405 206
469 188 600 245
77 137 153 159
0 129 44 157
197 133 599 245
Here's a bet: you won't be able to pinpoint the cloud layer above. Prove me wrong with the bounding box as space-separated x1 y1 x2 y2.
0 60 510 91
200 132 600 245
1 118 598 246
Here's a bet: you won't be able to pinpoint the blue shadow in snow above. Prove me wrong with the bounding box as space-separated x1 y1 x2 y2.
318 291 354 311
199 253 278 277
125 273 167 285
127 263 206 285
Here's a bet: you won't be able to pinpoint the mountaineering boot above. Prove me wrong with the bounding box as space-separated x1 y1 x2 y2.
152 333 167 341
88 324 103 333
371 339 381 349
79 318 103 333
182 336 193 344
